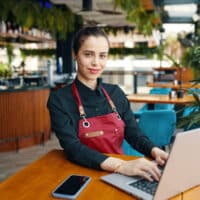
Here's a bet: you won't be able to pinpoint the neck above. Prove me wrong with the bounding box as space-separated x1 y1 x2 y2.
77 76 97 90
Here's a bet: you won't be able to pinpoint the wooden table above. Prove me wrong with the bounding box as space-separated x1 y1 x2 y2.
127 94 195 105
0 149 184 200
147 82 200 90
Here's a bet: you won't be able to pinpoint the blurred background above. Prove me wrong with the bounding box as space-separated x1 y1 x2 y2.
0 0 199 92
0 0 200 182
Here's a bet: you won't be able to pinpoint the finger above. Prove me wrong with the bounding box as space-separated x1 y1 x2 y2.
159 152 169 161
146 166 161 181
156 156 166 166
138 171 154 182
143 162 161 181
141 165 159 181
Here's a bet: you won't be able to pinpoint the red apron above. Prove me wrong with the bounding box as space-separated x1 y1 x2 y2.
72 82 125 154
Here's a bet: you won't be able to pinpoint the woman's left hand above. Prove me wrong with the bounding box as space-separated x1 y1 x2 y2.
151 147 169 166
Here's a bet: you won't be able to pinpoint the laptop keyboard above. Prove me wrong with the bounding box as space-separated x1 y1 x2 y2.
129 165 164 195
129 179 158 195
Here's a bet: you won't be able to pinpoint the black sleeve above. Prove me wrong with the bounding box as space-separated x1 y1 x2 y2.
114 86 156 157
47 91 108 170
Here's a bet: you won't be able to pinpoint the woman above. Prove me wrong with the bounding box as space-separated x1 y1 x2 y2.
47 26 168 182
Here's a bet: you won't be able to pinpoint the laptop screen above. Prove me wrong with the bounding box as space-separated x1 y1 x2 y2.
101 128 200 200
154 128 200 199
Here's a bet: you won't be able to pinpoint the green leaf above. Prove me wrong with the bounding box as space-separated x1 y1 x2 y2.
113 0 160 35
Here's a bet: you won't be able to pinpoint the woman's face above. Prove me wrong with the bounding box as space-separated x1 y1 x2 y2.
75 36 109 88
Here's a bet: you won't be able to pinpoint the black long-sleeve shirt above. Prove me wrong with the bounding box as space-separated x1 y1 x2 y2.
47 78 156 170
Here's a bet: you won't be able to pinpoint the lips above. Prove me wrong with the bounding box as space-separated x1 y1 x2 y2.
88 68 101 74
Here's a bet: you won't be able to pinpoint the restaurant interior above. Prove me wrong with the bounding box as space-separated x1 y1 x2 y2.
0 0 200 199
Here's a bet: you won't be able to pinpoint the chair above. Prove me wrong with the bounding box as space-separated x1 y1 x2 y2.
138 110 176 148
188 88 200 95
149 88 174 110
122 140 144 157
122 109 176 156
149 87 171 94
134 88 174 118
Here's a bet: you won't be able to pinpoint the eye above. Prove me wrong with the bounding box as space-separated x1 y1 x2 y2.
100 54 108 59
84 52 92 57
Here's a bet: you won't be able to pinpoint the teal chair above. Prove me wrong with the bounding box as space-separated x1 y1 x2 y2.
122 140 144 157
138 110 176 148
134 88 174 118
188 88 200 95
149 88 174 110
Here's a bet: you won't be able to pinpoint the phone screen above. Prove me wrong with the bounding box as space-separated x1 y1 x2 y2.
52 175 90 198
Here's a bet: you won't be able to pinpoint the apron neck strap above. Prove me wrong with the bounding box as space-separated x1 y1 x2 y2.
71 81 117 117
101 87 117 112
71 81 85 117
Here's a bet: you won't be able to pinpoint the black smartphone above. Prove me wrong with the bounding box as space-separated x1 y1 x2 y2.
52 174 91 199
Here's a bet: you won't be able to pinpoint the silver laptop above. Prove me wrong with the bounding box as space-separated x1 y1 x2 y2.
101 128 200 200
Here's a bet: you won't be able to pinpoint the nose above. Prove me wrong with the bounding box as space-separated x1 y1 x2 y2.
92 56 99 66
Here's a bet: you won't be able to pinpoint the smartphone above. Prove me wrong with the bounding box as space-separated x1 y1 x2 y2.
52 174 91 199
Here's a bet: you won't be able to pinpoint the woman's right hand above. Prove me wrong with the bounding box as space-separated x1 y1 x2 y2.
115 158 161 182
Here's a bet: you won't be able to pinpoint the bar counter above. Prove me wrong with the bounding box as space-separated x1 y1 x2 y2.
0 85 51 152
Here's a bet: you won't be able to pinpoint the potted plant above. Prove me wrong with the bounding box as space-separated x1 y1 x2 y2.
177 91 200 130
181 45 200 79
176 46 200 128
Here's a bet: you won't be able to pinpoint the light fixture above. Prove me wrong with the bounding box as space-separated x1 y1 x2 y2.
164 4 197 17
192 13 200 22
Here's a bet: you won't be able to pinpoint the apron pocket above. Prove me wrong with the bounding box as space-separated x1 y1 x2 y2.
84 131 104 138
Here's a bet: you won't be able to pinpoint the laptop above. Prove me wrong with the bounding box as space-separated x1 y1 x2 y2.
100 128 200 200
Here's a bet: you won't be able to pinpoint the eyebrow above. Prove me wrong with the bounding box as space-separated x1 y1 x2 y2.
83 50 108 54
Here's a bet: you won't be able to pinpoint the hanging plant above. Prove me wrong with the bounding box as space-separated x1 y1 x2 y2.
36 4 76 39
104 26 125 36
113 0 161 35
0 0 15 21
13 0 40 28
20 48 56 57
0 0 79 40
109 46 157 57
50 5 75 39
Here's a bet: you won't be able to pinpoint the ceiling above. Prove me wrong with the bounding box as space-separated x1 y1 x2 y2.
50 0 155 27
50 0 200 26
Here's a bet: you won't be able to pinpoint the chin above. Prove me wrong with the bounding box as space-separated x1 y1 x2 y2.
89 76 99 80
90 72 101 77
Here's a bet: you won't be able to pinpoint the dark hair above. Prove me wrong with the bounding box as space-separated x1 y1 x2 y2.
72 26 110 55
